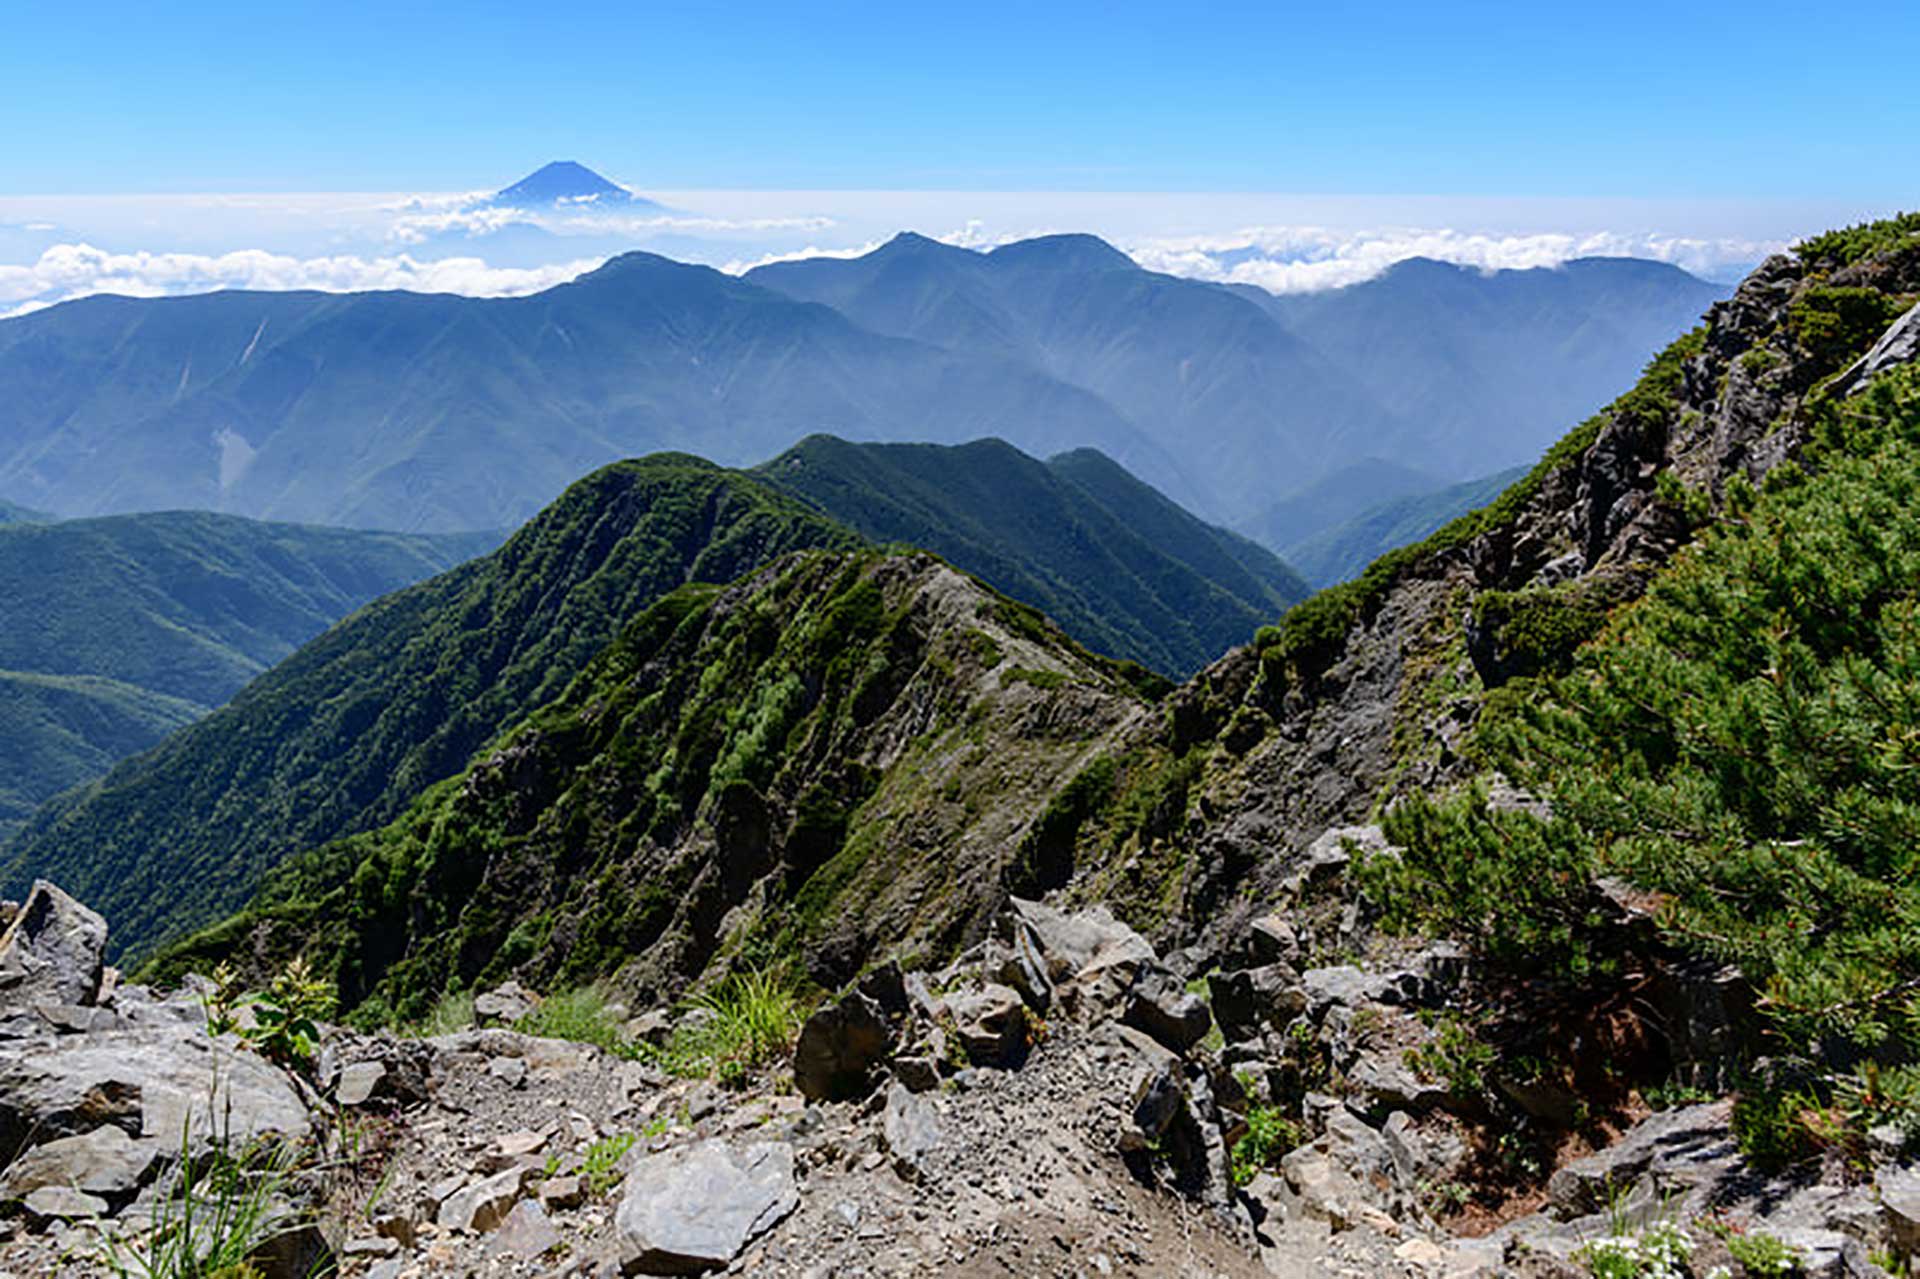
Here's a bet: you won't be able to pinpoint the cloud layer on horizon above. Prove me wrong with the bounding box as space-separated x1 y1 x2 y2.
1122 226 1784 292
0 244 606 318
0 217 1789 320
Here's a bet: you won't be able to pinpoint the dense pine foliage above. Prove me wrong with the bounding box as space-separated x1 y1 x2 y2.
1369 357 1920 1143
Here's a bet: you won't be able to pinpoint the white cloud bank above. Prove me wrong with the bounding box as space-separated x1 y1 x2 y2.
0 214 1794 322
0 244 606 318
1122 226 1786 292
384 202 834 244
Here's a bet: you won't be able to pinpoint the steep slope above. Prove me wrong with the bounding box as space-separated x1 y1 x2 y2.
1021 220 1920 970
0 512 489 838
157 549 1159 1019
1280 466 1526 586
756 435 1307 676
0 256 1166 532
749 233 1398 520
2 457 863 957
0 512 494 709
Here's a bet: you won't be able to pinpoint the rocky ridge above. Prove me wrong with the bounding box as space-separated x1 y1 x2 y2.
6 878 1917 1277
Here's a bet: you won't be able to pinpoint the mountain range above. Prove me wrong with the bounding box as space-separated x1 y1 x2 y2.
0 233 1723 540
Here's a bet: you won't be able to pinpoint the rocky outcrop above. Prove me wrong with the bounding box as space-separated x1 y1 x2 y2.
0 880 107 1013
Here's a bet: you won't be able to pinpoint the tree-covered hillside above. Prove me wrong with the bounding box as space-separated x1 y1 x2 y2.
150 550 1158 1021
757 435 1307 676
2 457 862 956
0 512 490 838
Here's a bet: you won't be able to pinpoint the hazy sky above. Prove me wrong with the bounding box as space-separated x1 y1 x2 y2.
1 1 1914 317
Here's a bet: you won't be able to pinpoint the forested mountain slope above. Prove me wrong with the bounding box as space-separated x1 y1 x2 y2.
757 434 1307 676
0 512 489 837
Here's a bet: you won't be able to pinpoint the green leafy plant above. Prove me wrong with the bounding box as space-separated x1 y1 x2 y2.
582 1133 637 1198
1702 1219 1800 1278
203 958 334 1072
1230 1105 1304 1186
1402 1017 1495 1101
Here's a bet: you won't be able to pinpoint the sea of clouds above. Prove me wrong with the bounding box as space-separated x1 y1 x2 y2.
0 186 1853 319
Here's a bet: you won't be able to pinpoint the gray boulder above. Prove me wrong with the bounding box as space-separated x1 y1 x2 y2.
0 1019 311 1168
946 984 1029 1067
615 1140 797 1275
1209 964 1305 1043
1 1122 159 1202
473 981 537 1023
882 1082 942 1181
0 881 108 1010
436 1166 529 1233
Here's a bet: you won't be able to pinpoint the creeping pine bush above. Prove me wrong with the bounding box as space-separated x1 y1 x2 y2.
1368 364 1920 1154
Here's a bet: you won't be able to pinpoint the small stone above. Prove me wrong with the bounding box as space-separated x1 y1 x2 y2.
473 981 537 1023
489 1056 529 1088
336 1060 386 1106
492 1198 562 1260
437 1166 528 1234
494 1128 549 1158
344 1236 402 1259
540 1174 585 1212
892 1054 940 1093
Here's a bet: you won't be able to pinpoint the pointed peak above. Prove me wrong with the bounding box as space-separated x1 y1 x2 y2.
491 161 643 209
871 230 974 260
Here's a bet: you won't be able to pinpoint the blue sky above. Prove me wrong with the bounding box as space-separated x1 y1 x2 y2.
4 0 1918 199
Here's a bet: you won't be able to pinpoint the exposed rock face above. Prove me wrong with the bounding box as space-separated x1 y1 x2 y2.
615 1140 799 1275
0 880 107 1010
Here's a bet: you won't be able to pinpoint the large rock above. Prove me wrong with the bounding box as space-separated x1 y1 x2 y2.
791 990 891 1102
1123 967 1212 1053
1546 1101 1737 1219
1 1122 159 1201
945 983 1028 1067
0 1018 311 1167
1209 964 1305 1043
0 881 108 1010
615 1140 797 1275
1006 898 1156 1014
882 1082 942 1182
